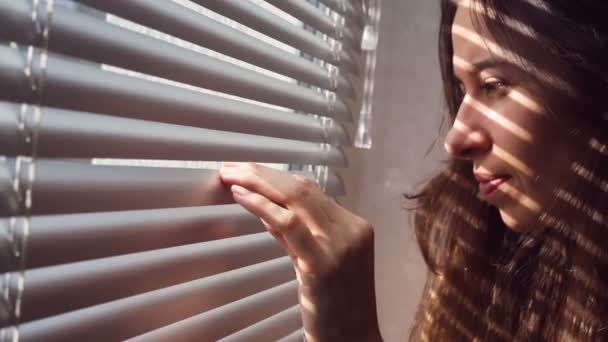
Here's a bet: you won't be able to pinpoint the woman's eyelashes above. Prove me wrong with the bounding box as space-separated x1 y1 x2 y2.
455 77 510 99
481 78 510 98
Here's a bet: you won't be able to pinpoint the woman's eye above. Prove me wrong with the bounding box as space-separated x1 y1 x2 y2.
481 79 509 97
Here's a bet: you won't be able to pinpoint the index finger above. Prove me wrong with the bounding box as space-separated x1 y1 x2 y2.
220 163 322 204
219 163 333 229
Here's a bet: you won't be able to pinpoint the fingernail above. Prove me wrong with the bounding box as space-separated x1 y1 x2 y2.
231 185 251 196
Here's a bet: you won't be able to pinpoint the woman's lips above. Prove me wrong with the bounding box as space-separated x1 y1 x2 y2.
474 174 511 199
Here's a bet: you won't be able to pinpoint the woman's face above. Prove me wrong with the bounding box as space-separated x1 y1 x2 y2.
445 3 575 231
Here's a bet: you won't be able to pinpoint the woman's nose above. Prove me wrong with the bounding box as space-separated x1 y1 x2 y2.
444 112 492 160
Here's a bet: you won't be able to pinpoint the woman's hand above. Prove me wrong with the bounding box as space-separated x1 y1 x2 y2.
219 163 382 342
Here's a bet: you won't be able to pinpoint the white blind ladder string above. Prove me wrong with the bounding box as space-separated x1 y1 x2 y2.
354 0 381 149
314 162 330 193
0 1 54 340
331 11 346 42
25 0 53 175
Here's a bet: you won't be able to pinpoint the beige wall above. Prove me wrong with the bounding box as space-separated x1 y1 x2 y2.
338 1 446 341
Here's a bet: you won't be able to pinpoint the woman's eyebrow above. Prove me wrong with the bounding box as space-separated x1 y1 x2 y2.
469 59 515 73
454 55 517 76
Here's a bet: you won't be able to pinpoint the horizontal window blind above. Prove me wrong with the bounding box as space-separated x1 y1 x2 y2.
0 0 380 340
278 329 307 342
219 305 302 341
266 0 363 46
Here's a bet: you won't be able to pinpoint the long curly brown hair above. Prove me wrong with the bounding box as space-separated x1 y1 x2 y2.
410 1 608 341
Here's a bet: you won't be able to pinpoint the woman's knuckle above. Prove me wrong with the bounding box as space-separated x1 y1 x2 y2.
352 217 374 239
349 214 370 230
358 219 373 232
238 170 258 187
281 212 301 230
290 175 316 198
293 174 315 187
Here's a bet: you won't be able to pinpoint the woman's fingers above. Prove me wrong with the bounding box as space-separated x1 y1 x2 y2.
220 163 317 204
263 223 289 252
230 185 322 265
220 163 331 233
221 163 286 203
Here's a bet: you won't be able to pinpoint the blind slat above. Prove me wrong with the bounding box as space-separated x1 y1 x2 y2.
7 205 263 271
11 233 283 322
29 0 346 90
0 158 345 216
0 44 354 123
67 0 357 100
220 306 302 342
128 281 298 342
0 0 34 44
39 0 353 96
190 0 358 69
0 158 231 216
279 329 305 342
265 0 360 46
320 0 365 23
0 102 347 165
8 258 294 342
0 46 352 140
0 45 26 103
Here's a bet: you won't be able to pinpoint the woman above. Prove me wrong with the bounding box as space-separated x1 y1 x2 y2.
220 0 608 340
